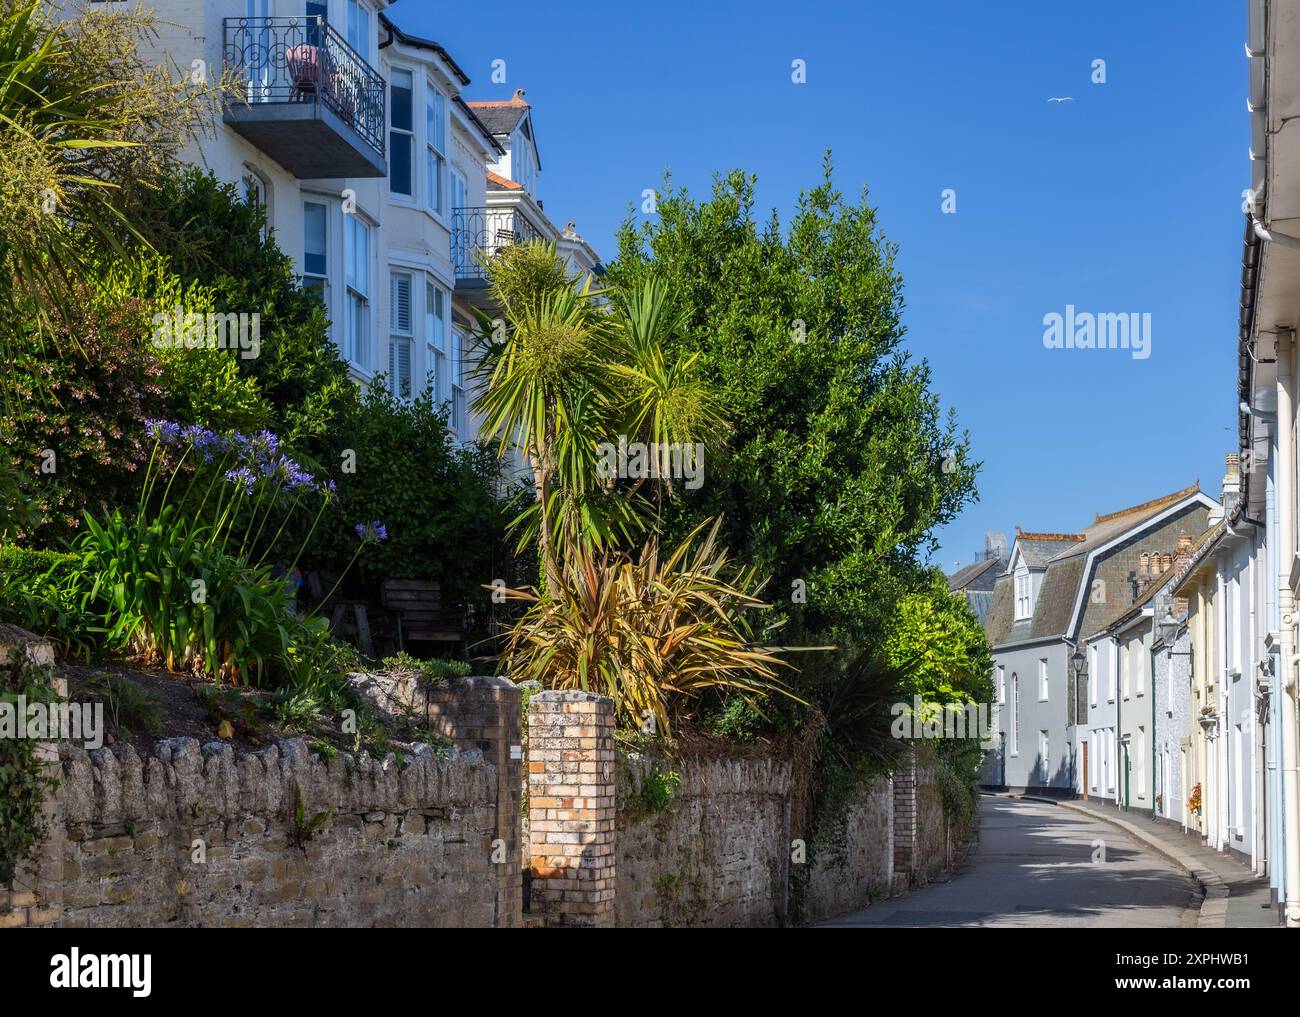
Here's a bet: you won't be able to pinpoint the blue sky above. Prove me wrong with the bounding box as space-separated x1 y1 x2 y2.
399 0 1245 572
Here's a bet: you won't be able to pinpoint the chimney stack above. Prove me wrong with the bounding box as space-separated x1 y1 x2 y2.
1221 452 1241 514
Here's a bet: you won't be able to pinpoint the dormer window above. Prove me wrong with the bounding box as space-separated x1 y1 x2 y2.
1014 566 1033 620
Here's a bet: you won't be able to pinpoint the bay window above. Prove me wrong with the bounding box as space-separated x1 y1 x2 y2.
345 215 371 370
389 271 413 397
390 68 414 198
426 83 446 215
303 200 329 305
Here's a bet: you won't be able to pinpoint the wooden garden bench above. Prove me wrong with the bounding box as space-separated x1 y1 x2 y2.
381 580 464 651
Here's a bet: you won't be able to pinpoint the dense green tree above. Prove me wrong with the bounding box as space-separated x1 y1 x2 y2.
882 574 993 705
605 155 978 653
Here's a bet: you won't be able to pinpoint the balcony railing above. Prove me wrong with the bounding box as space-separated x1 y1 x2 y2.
452 206 545 283
223 16 385 176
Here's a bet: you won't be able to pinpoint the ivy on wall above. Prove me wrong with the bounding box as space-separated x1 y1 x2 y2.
0 655 59 886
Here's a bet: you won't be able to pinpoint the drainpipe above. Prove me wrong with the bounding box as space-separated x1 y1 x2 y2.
1275 330 1300 926
1151 613 1159 821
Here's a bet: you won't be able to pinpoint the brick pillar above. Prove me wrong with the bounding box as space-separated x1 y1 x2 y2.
892 749 917 882
527 690 615 927
425 675 522 928
0 626 64 928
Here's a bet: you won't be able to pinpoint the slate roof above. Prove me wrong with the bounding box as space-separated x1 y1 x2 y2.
965 590 993 627
947 557 1000 592
1026 554 1088 640
985 574 1014 645
1047 484 1202 563
990 483 1212 648
1016 533 1082 567
466 100 528 136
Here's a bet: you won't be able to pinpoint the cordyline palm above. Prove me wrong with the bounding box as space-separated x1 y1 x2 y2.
471 243 726 592
612 275 727 503
497 518 803 736
471 277 628 592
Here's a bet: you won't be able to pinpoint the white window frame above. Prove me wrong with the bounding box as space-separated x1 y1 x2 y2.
1010 674 1020 756
450 323 467 437
1039 730 1049 783
1038 657 1049 702
425 277 449 399
1014 566 1032 620
344 214 373 373
995 664 1005 705
450 166 468 215
426 79 447 218
1088 644 1098 707
347 0 373 66
302 198 331 313
389 66 416 202
389 270 414 398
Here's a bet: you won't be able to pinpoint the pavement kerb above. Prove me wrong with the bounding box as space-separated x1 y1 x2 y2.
1015 794 1226 928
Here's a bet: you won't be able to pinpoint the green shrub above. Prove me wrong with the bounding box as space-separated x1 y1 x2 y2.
133 169 360 461
0 546 76 586
317 382 512 623
1 292 166 540
0 656 60 886
640 767 681 813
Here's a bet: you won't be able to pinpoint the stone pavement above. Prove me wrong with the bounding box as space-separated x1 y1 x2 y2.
1048 796 1280 929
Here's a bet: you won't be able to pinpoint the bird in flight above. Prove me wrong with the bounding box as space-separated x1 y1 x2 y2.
1047 96 1075 103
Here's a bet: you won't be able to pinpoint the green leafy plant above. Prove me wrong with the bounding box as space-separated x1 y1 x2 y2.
498 518 802 735
0 656 59 886
471 244 724 592
640 767 681 813
288 781 333 852
86 672 162 738
605 158 978 652
316 382 512 628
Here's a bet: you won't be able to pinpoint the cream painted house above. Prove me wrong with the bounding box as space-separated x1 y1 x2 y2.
120 0 599 446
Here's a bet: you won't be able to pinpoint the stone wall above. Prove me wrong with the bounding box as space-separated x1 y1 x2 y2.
0 636 524 929
51 737 504 928
797 777 895 920
611 744 943 928
615 753 792 928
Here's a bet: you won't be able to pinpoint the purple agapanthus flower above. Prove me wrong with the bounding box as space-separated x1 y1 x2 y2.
225 466 256 495
180 424 228 462
355 520 388 544
144 419 182 443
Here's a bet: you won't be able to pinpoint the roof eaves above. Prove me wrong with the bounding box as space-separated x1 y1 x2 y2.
378 13 471 86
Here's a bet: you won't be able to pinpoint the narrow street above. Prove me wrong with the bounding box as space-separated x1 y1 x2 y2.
824 798 1201 928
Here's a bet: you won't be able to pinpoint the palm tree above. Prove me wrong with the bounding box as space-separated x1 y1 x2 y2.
470 242 726 594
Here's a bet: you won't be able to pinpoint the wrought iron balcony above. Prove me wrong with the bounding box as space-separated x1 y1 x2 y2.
452 206 546 285
223 17 386 178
